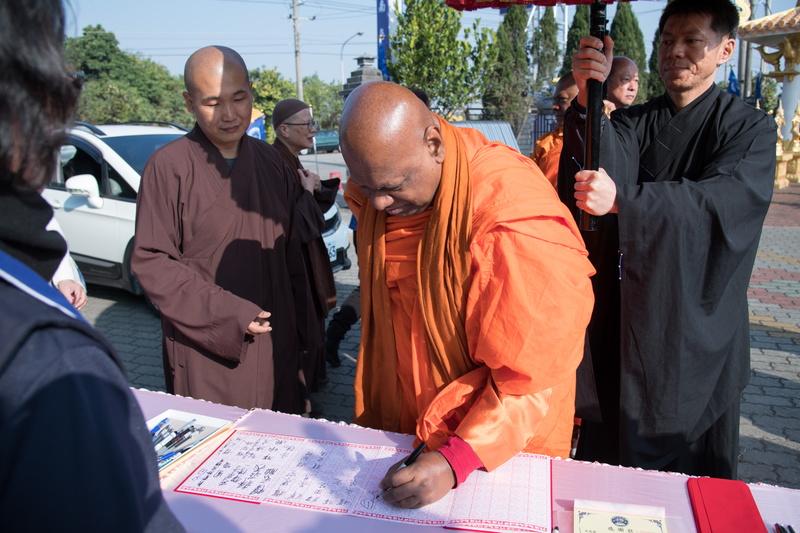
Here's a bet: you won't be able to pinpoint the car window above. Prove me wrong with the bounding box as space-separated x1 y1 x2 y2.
103 134 185 175
61 144 102 189
107 165 137 200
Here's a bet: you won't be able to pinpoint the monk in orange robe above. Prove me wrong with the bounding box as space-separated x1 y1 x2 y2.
341 82 595 508
530 72 578 189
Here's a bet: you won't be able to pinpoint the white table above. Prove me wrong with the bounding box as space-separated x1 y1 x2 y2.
134 389 800 533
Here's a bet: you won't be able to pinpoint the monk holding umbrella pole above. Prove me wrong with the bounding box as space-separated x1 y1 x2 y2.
446 0 615 231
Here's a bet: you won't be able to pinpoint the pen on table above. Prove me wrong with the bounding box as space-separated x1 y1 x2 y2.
155 418 196 450
158 445 194 464
159 426 194 450
167 432 194 450
152 424 173 445
375 441 426 500
787 526 796 533
149 417 169 436
174 418 196 434
776 525 789 533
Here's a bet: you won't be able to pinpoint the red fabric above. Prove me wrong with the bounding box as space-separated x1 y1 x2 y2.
437 435 484 487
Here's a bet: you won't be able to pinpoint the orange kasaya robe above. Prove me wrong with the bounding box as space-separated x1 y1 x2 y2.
530 126 563 190
345 117 594 471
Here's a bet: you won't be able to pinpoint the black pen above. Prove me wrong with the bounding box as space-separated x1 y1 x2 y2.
161 426 193 450
787 526 796 533
376 441 426 499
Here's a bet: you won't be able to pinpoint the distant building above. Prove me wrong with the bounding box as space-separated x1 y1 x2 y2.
340 55 387 100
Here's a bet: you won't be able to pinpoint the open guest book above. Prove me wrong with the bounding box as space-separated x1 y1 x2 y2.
174 430 553 532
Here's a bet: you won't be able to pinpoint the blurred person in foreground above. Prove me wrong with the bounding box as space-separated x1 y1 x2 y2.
560 0 776 478
132 46 312 414
0 0 183 529
342 81 595 507
272 98 339 402
605 56 640 111
530 72 578 189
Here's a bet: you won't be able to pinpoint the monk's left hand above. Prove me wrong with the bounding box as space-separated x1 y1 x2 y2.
574 167 617 215
378 451 455 508
298 168 321 193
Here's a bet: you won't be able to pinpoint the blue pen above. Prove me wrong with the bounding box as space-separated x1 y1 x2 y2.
152 424 173 444
158 446 192 462
149 417 169 436
157 445 193 464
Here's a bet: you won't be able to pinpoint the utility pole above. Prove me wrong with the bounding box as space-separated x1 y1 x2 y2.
288 0 315 101
293 0 303 100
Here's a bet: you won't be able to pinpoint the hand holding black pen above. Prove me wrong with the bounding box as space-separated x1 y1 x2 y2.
376 441 427 499
375 441 456 508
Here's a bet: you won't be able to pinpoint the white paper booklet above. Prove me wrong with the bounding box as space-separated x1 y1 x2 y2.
175 430 552 532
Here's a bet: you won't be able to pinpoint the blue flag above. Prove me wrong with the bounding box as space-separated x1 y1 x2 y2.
754 71 762 100
247 115 265 140
728 69 741 96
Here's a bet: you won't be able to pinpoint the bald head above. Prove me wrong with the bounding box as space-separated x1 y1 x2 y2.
341 82 437 153
341 82 444 217
554 72 576 94
552 72 578 126
184 46 249 95
607 56 639 110
181 46 253 158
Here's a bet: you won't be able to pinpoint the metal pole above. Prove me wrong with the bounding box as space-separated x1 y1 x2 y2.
293 0 303 101
340 32 364 88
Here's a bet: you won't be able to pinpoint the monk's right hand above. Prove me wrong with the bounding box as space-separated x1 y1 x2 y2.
246 310 272 336
572 35 614 107
574 167 617 216
379 451 455 509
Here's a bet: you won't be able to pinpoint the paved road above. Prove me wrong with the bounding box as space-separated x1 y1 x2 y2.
79 158 800 490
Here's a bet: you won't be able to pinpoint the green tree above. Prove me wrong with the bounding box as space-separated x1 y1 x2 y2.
482 5 531 136
65 25 131 81
760 75 778 113
65 25 192 126
560 4 589 76
609 3 647 104
250 67 296 142
302 74 344 131
388 0 495 119
648 28 664 100
530 7 560 97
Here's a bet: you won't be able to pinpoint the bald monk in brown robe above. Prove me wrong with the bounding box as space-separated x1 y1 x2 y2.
272 98 339 400
342 82 595 507
132 46 311 414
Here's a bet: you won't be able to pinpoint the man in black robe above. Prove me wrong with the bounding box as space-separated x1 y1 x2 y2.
272 98 339 403
560 0 776 478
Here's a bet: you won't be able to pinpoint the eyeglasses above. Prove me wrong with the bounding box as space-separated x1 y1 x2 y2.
283 120 318 130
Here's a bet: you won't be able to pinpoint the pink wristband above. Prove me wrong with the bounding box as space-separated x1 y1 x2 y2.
437 435 484 487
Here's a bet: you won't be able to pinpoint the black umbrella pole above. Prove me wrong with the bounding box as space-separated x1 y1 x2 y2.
580 0 607 232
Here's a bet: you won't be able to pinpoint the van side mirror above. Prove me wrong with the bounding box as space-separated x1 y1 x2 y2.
66 174 103 208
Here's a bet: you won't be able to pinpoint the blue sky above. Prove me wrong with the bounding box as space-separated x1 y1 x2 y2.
65 0 796 84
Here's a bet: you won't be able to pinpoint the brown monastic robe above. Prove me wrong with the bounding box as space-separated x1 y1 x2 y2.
132 126 311 413
273 138 338 391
